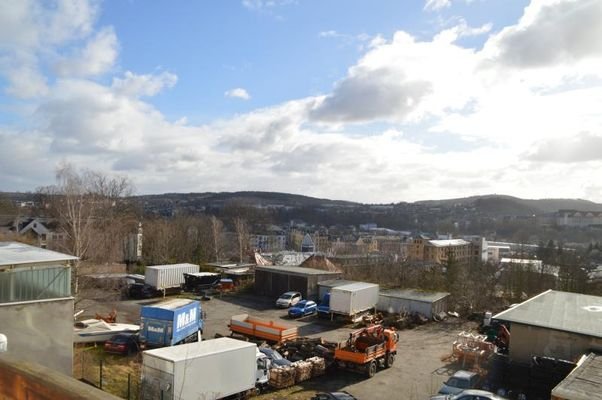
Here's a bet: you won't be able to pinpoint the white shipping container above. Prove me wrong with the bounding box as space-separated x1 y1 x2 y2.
145 263 199 290
141 338 257 400
330 282 379 316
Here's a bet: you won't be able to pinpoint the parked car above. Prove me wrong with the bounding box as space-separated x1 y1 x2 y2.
104 333 139 355
288 300 317 318
430 389 506 400
258 347 292 367
438 370 481 395
127 283 159 299
276 291 302 308
312 392 357 400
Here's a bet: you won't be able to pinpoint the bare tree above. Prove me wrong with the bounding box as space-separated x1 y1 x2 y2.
233 217 249 263
38 163 134 294
210 215 224 262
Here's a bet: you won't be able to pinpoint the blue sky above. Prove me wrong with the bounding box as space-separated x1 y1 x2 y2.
1 0 602 203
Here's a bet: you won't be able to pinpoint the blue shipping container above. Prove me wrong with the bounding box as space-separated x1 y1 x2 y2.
140 299 203 347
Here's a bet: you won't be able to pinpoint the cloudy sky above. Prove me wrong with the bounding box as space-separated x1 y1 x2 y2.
1 0 601 203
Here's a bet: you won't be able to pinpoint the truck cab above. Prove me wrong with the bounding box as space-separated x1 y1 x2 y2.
317 293 331 316
140 299 204 348
255 350 271 391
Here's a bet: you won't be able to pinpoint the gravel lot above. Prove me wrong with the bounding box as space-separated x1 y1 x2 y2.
76 288 477 400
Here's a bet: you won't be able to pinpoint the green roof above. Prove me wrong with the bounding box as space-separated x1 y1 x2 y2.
494 290 602 338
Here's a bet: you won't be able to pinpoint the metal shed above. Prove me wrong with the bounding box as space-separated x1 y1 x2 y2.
254 265 342 300
493 290 602 363
377 289 450 319
317 279 360 301
551 353 602 400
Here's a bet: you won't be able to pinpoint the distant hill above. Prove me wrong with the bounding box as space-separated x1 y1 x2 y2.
416 195 602 215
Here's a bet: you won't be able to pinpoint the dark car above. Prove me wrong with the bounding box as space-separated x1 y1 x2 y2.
104 333 139 355
127 283 159 299
312 392 358 400
258 347 292 367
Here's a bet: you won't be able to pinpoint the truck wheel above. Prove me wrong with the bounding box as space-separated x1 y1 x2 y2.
385 352 395 368
367 360 377 378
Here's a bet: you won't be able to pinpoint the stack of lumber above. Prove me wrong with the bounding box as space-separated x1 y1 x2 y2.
307 356 326 377
269 366 296 389
292 360 313 383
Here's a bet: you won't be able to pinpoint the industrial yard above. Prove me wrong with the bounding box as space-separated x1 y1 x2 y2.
75 288 472 400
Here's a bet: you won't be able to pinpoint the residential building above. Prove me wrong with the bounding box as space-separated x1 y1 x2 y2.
556 210 602 227
409 237 474 265
0 241 77 375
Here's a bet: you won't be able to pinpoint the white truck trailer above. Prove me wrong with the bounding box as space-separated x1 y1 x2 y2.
318 282 379 322
145 263 199 294
141 338 269 400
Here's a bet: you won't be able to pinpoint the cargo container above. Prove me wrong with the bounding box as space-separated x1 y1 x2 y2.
140 299 203 348
229 314 298 343
145 263 199 292
141 338 270 400
318 282 379 321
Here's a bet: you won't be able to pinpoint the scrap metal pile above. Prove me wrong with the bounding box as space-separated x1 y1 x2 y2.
451 331 495 367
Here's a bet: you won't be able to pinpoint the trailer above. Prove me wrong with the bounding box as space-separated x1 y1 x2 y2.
318 282 379 322
334 324 398 378
145 263 199 294
141 338 270 400
229 314 298 343
140 299 203 348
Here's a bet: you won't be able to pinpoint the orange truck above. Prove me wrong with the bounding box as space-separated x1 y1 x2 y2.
229 314 298 343
334 324 398 378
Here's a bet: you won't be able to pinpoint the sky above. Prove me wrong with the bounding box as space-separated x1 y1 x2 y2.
1 0 602 204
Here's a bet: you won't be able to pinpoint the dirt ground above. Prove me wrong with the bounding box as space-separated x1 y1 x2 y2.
75 288 478 400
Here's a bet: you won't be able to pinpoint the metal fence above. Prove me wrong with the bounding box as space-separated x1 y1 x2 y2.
76 346 142 400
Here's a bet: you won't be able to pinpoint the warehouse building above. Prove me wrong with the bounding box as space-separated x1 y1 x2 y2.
494 290 602 364
377 289 450 319
0 241 77 376
254 265 341 300
551 353 602 400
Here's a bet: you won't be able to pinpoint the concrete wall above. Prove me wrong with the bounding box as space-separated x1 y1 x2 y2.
509 323 602 364
0 297 74 376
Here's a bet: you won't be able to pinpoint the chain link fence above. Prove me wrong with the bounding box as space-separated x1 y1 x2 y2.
75 346 142 399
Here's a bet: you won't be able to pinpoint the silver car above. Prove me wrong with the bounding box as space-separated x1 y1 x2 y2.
275 291 302 308
430 389 507 400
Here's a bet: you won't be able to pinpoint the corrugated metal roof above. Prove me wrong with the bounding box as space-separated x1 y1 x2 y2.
146 263 198 270
428 239 470 247
256 265 341 276
552 353 602 400
0 241 77 267
333 282 379 292
317 279 359 288
379 289 450 303
494 290 602 338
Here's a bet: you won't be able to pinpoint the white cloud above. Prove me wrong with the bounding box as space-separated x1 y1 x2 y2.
424 0 451 11
112 71 178 97
55 27 118 77
225 88 251 100
242 0 296 10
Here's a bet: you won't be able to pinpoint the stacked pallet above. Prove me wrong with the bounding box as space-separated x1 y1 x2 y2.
269 366 296 389
307 356 326 377
292 360 313 383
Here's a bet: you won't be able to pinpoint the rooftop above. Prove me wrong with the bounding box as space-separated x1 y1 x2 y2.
428 239 470 247
379 289 450 303
0 241 77 267
552 353 602 400
150 298 196 310
144 337 255 362
494 290 602 338
256 265 341 276
317 279 360 288
146 263 198 270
